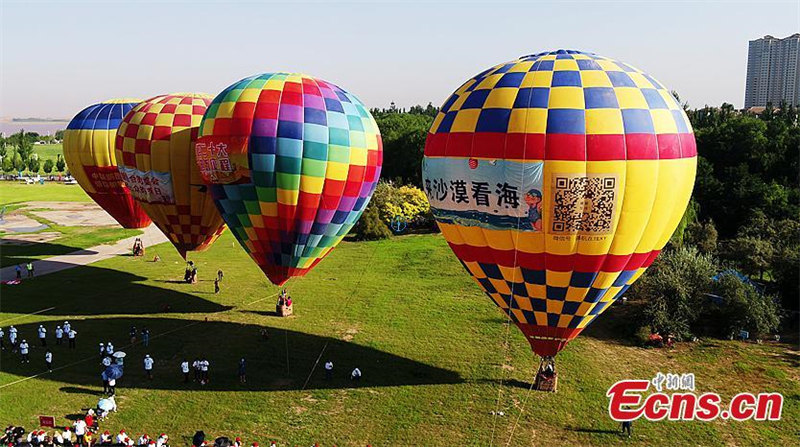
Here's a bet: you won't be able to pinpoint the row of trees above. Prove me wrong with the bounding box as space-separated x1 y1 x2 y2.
0 130 66 175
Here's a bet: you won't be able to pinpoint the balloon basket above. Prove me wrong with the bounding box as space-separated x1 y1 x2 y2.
534 372 558 392
534 356 558 392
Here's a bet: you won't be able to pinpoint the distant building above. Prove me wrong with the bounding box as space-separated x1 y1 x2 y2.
744 33 800 108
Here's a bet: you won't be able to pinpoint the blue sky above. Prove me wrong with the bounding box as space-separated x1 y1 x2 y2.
2 0 799 118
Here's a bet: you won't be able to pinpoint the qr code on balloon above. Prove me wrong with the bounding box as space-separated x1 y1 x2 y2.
551 175 618 234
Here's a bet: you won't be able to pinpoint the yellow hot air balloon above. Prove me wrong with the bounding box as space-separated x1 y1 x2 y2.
63 99 151 228
114 93 225 257
423 50 696 367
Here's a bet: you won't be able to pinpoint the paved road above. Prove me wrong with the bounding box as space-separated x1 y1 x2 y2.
1 225 168 282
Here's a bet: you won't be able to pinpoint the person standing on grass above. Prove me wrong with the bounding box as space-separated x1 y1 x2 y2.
38 325 47 346
141 327 150 347
129 326 137 344
55 325 64 345
72 419 86 447
26 261 34 278
200 358 209 384
144 354 154 379
15 264 22 280
19 339 30 363
214 278 220 294
192 358 201 382
9 326 18 352
107 377 116 396
62 427 73 447
324 360 333 380
99 343 105 359
0 327 4 351
105 341 114 356
181 359 190 383
621 419 633 437
63 321 71 334
68 328 77 349
45 350 53 372
217 269 224 282
350 367 361 381
238 358 246 383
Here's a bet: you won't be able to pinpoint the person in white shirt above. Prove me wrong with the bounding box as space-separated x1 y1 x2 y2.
45 350 53 372
73 419 87 446
192 358 201 382
200 358 209 384
100 431 112 445
54 431 64 445
63 321 71 334
9 327 17 352
108 377 116 395
36 431 46 444
117 430 128 444
181 359 190 383
156 434 168 447
19 339 30 363
106 342 114 356
144 354 154 379
137 434 149 446
99 343 105 359
62 427 73 445
351 367 362 381
324 361 333 380
55 326 64 345
38 325 47 346
68 329 77 349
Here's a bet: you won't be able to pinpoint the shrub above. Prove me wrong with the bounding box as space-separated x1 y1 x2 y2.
710 275 782 338
352 201 392 241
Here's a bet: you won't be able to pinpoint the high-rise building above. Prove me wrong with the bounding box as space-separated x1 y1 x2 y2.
744 33 800 109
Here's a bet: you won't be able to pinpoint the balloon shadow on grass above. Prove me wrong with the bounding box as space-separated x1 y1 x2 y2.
0 263 230 316
1 240 99 268
1 317 462 392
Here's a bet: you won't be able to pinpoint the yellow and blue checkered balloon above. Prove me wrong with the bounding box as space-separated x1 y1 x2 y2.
423 50 697 357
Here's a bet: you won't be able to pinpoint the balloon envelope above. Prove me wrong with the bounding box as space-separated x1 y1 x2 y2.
197 73 382 285
63 99 152 228
115 93 226 257
423 50 697 357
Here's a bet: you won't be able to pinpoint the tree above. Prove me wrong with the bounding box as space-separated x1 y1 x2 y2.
2 154 13 173
711 275 782 337
43 159 54 174
13 152 25 172
685 220 718 254
13 129 34 164
55 129 65 141
26 154 40 174
631 247 717 339
55 154 66 173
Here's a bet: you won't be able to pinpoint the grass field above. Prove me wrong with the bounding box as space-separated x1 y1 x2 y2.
1 231 797 446
0 183 140 266
1 183 91 206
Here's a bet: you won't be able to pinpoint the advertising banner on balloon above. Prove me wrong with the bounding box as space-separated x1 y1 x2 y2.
423 158 543 232
119 166 175 205
195 136 251 185
84 165 128 194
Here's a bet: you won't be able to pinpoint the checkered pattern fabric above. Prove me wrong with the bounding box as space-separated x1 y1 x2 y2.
115 93 226 257
63 99 152 229
423 50 697 357
198 73 382 286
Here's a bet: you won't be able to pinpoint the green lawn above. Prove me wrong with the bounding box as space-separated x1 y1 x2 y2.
0 184 140 266
0 233 797 446
1 182 91 206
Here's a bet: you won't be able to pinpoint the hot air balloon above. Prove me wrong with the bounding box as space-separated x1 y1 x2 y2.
114 93 225 257
63 99 151 228
196 73 382 286
423 50 696 382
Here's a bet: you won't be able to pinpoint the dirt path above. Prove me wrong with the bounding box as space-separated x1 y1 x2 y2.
1 225 167 282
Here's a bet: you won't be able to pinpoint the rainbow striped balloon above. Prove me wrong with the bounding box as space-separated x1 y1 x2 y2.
423 50 696 357
197 73 382 286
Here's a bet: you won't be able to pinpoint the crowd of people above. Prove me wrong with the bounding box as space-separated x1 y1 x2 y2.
2 426 377 447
